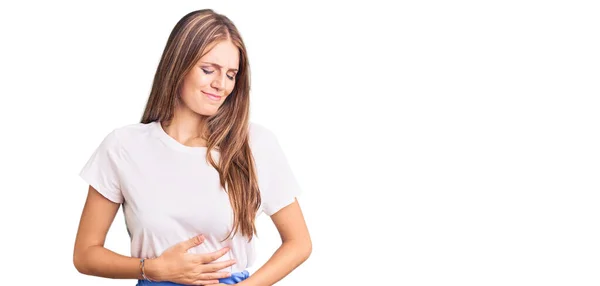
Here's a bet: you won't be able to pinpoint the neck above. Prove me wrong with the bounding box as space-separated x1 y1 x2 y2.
162 107 209 147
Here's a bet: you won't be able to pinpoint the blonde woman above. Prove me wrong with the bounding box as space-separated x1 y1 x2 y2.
73 9 311 285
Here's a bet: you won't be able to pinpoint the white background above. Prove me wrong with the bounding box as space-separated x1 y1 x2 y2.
0 0 599 285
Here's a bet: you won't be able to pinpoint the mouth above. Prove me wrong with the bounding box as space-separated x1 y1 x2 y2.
202 91 222 101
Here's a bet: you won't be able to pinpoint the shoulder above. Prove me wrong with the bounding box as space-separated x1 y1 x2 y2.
248 121 278 147
100 121 157 149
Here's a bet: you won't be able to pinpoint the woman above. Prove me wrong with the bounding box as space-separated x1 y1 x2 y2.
73 9 311 285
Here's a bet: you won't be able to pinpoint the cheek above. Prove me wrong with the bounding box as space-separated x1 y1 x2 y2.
181 73 211 97
201 75 215 87
194 74 213 89
225 81 236 96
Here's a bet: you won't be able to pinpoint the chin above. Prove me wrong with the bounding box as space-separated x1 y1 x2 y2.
194 106 220 117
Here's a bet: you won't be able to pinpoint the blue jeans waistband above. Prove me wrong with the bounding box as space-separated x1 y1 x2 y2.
136 270 249 285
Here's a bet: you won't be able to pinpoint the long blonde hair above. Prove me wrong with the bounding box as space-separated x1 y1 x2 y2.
140 9 260 240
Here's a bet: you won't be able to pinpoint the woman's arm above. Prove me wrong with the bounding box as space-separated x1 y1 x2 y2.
74 186 236 284
239 198 312 286
73 186 146 280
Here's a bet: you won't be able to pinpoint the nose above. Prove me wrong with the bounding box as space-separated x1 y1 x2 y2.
211 73 226 91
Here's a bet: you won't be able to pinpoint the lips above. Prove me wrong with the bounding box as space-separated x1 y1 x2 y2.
202 91 222 101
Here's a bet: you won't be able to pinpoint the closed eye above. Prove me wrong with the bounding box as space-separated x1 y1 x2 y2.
202 67 236 81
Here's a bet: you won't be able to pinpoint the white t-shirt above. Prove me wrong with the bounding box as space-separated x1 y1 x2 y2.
79 121 301 274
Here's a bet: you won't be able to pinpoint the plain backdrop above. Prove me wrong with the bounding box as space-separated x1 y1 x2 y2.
0 0 599 285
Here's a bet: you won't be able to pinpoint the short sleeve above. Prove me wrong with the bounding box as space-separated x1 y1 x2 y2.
79 130 124 204
250 124 302 216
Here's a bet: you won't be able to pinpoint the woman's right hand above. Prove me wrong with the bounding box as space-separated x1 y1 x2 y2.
144 234 236 285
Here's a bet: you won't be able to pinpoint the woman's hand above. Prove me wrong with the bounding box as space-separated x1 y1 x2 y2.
145 235 236 285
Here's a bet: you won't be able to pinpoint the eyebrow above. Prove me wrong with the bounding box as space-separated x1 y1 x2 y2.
201 61 238 72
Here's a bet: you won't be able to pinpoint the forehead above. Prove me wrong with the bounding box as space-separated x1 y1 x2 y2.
199 40 240 70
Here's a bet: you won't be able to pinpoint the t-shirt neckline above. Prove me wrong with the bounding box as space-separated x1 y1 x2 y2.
152 121 209 154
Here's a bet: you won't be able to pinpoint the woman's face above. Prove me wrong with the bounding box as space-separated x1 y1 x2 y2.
179 40 240 116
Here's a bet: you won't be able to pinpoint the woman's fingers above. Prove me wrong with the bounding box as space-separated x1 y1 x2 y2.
195 271 232 280
176 234 205 252
189 269 231 285
193 247 231 264
202 259 237 272
191 279 220 285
